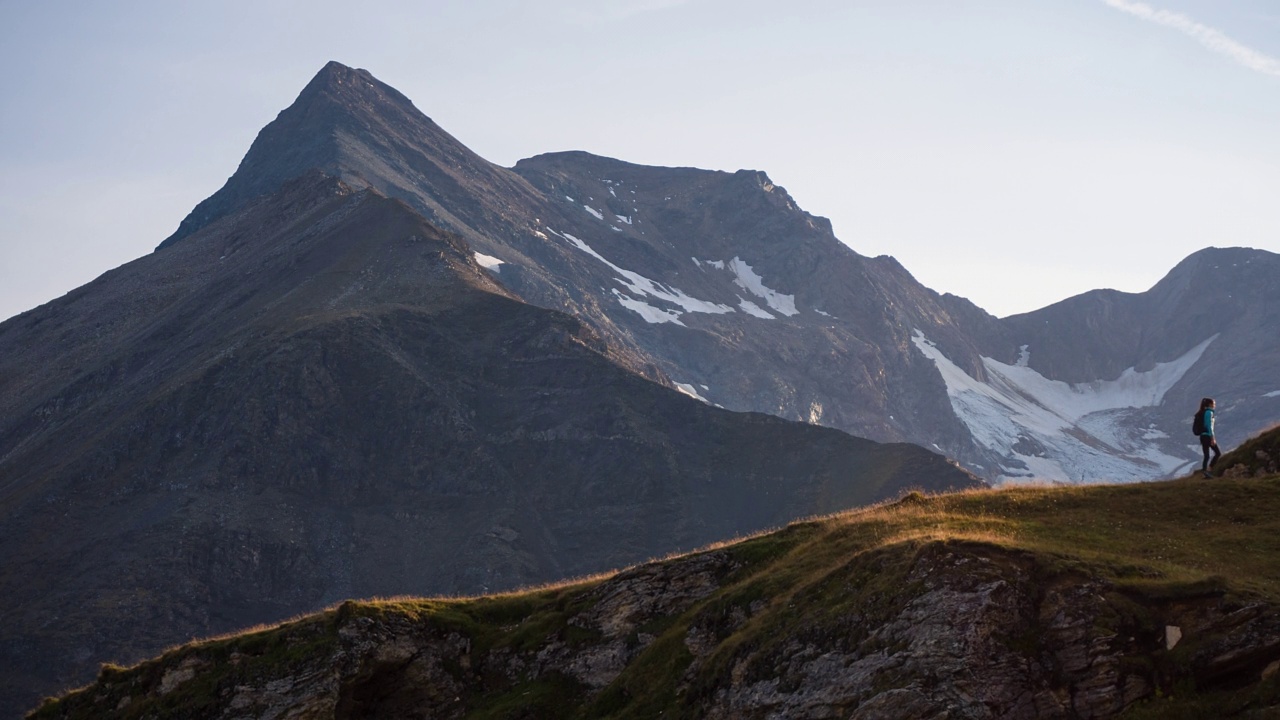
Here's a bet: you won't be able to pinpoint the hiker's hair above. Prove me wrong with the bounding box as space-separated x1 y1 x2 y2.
1200 397 1215 410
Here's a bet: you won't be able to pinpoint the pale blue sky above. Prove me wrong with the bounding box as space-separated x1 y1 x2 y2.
2 0 1278 322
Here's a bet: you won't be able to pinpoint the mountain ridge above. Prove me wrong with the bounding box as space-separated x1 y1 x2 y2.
149 63 1278 487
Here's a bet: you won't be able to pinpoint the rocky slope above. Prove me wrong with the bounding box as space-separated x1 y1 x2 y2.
0 173 977 717
31 451 1280 719
155 62 1279 483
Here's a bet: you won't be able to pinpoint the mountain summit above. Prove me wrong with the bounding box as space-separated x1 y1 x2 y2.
159 61 539 251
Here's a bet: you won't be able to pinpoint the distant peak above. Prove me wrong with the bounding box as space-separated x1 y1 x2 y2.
1165 246 1276 279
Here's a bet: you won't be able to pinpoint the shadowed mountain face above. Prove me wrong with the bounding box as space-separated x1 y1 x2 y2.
0 174 977 717
158 62 1278 484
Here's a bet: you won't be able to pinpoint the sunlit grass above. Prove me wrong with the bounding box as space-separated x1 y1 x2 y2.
802 476 1280 598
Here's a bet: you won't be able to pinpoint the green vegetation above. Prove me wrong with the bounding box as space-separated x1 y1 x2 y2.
30 612 342 720
32 428 1280 719
1218 423 1280 478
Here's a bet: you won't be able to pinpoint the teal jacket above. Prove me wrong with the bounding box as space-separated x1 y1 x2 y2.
1201 408 1215 438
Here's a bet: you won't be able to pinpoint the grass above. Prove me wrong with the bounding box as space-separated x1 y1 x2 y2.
31 452 1280 718
29 611 343 720
1218 423 1280 478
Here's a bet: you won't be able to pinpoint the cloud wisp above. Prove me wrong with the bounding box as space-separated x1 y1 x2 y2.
1102 0 1280 78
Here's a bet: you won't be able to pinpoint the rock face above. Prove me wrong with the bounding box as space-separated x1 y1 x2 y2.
33 540 1280 719
0 174 977 716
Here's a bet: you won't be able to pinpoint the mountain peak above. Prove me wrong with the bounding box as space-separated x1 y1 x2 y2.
156 62 464 251
295 60 420 116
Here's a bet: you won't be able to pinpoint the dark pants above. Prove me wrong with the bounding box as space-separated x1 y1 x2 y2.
1201 435 1221 472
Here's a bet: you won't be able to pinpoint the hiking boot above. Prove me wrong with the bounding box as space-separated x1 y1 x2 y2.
1202 470 1214 479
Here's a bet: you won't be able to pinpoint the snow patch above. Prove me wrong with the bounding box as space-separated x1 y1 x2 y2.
1265 390 1280 398
815 309 833 318
613 290 684 325
473 252 504 272
1016 345 1030 367
584 205 604 220
1008 453 1070 482
565 195 576 202
737 297 775 319
726 258 799 317
912 329 1216 484
550 228 734 321
615 214 632 225
707 260 725 270
675 383 709 403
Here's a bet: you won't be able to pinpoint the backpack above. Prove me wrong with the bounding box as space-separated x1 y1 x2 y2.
1192 410 1205 437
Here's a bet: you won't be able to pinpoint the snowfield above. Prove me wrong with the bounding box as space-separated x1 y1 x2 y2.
913 330 1216 484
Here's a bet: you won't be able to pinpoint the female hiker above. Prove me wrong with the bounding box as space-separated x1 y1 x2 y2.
1198 397 1221 478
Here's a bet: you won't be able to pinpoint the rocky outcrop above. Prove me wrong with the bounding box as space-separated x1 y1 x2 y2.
1219 428 1280 479
32 539 1280 719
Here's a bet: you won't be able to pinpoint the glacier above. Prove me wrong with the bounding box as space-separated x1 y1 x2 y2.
913 330 1216 484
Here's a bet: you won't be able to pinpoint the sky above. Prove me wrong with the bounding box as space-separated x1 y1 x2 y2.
1 0 1278 323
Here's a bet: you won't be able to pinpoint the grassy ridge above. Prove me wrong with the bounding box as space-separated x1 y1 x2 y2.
586 474 1280 718
32 462 1280 718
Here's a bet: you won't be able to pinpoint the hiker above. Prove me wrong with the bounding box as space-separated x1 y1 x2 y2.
1197 397 1221 478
